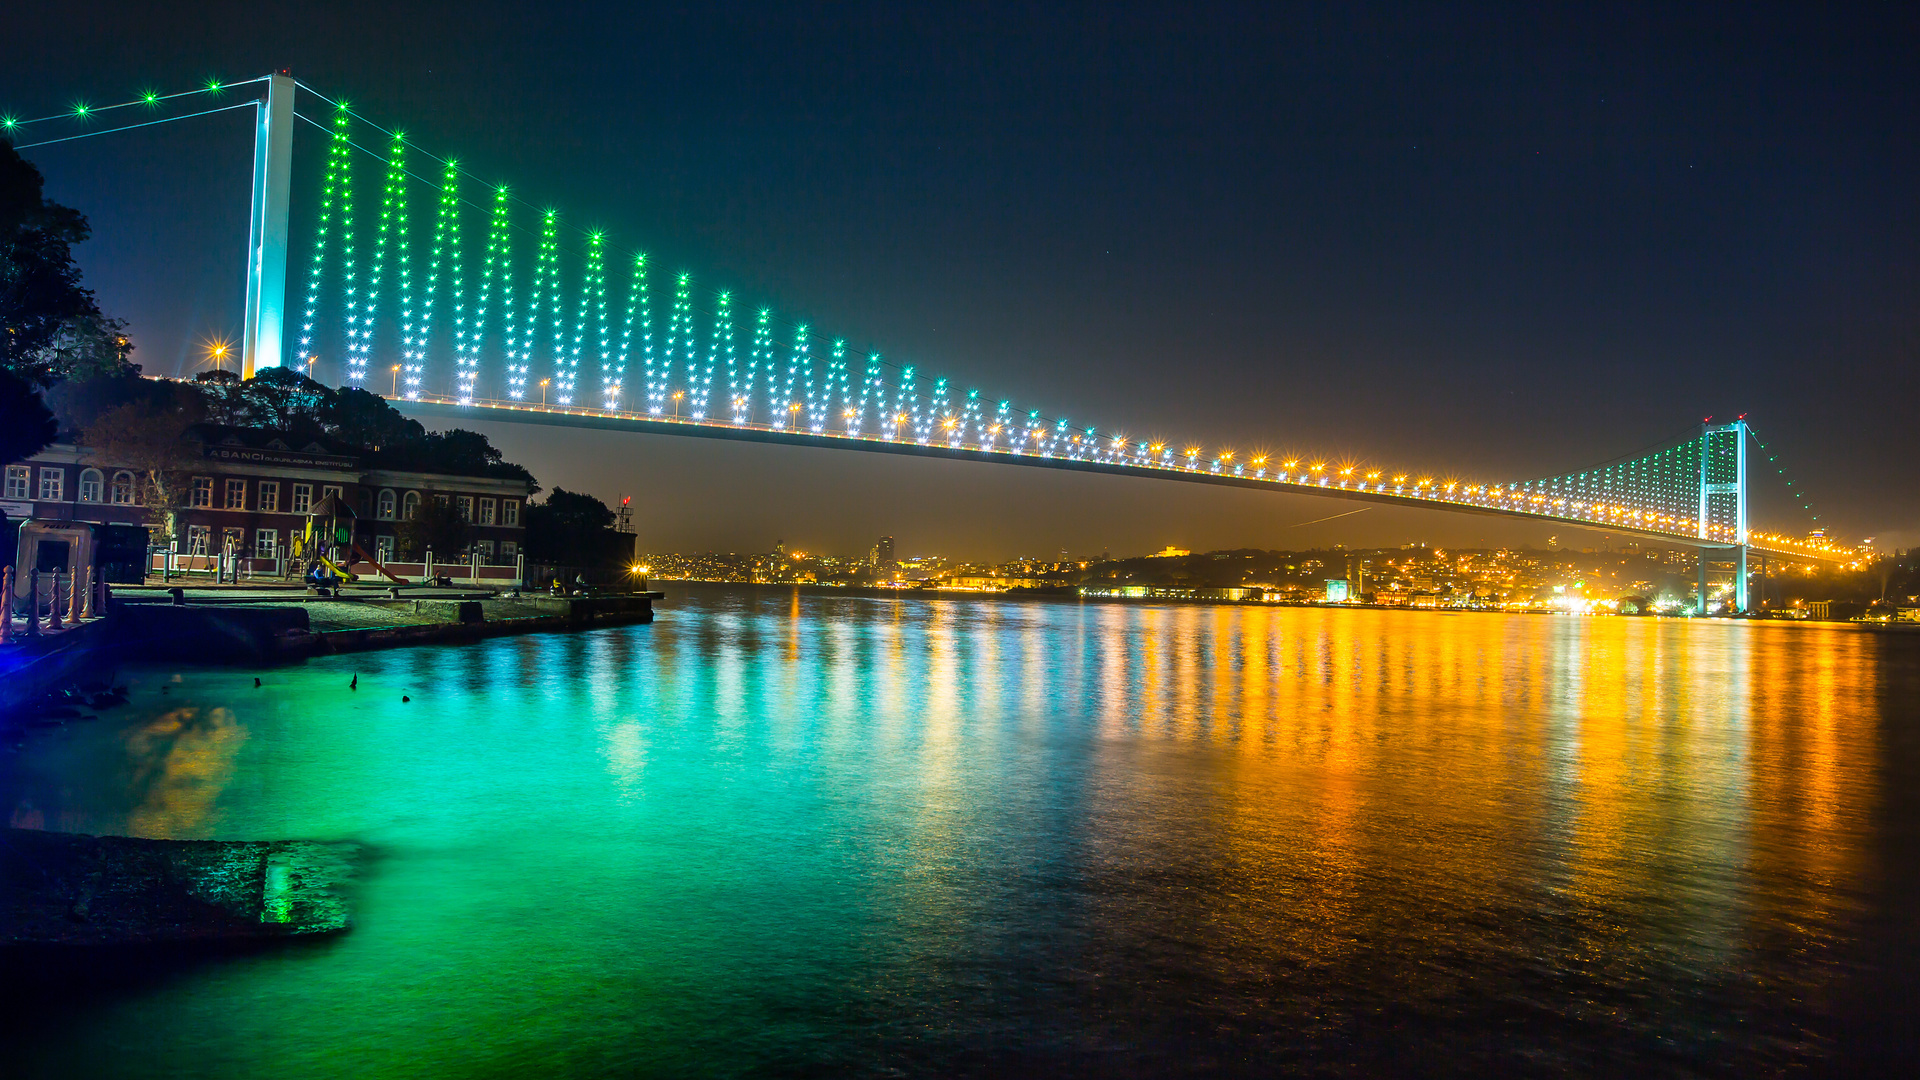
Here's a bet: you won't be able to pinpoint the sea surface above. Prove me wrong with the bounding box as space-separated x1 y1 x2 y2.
4 584 1917 1077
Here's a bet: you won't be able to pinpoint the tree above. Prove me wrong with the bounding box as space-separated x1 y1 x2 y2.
0 369 56 463
395 495 470 560
524 488 620 567
84 385 206 545
45 367 153 434
228 366 331 436
324 386 426 451
1 141 129 386
41 312 136 382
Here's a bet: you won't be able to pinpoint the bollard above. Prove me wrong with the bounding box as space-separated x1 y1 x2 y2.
469 549 480 585
70 566 83 623
1 566 11 643
26 568 39 637
47 571 64 632
424 549 435 584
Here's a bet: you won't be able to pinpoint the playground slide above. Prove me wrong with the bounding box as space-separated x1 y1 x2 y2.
349 544 407 584
316 553 360 583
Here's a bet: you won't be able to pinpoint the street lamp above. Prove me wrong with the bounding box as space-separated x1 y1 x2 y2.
539 379 550 405
207 340 231 372
390 365 401 397
671 390 684 418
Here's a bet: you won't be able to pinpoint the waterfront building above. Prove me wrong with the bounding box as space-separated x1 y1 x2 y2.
2 425 532 568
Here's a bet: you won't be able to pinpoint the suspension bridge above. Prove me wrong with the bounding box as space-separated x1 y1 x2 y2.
4 73 1861 610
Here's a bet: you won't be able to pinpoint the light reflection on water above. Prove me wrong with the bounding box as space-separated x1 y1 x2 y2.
3 584 1912 1077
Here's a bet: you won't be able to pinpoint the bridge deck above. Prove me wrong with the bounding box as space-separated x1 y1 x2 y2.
395 397 1842 563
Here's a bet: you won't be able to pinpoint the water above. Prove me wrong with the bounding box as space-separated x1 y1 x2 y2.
4 585 1917 1077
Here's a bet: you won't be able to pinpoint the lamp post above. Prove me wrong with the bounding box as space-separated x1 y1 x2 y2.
539 379 550 405
671 391 684 418
208 341 231 373
391 365 401 397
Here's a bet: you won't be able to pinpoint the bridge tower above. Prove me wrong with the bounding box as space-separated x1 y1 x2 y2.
1696 420 1749 613
241 72 296 379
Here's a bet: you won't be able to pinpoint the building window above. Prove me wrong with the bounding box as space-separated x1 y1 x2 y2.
190 476 214 508
222 527 244 553
255 528 279 557
291 483 313 514
378 489 397 520
38 468 64 502
457 496 474 521
258 481 279 513
375 535 395 562
478 540 497 563
186 525 211 554
402 491 421 520
111 471 136 505
78 468 104 503
224 478 247 510
501 540 518 562
478 497 496 525
4 465 27 499
322 485 343 506
502 499 520 527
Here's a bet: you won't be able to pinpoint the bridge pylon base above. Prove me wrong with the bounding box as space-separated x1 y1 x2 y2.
1697 544 1750 615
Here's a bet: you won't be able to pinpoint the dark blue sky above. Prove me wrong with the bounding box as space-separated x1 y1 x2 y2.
7 2 1916 557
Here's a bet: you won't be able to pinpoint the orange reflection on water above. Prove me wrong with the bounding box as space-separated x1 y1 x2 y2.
123 705 249 837
1051 607 1878 995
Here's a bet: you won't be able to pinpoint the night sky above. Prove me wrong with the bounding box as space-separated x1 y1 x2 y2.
8 2 1916 559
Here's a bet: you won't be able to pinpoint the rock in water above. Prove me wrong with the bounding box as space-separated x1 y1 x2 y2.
0 829 357 944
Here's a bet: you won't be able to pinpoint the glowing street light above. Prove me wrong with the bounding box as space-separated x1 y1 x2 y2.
539 378 551 405
390 364 401 397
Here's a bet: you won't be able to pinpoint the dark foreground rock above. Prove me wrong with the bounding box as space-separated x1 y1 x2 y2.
1 829 356 944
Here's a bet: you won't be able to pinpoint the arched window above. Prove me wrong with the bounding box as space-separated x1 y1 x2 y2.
78 468 104 503
378 489 397 520
111 471 136 505
402 491 422 521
